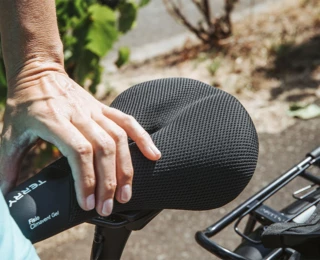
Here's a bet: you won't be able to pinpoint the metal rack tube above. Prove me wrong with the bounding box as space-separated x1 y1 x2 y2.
206 157 312 236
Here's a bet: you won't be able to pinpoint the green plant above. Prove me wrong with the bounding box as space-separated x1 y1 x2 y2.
0 45 6 106
56 0 149 93
0 0 150 101
207 58 221 76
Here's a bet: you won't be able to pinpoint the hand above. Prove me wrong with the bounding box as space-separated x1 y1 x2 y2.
0 61 161 216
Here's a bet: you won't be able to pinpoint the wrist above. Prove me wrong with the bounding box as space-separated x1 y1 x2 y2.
4 42 65 83
7 57 66 93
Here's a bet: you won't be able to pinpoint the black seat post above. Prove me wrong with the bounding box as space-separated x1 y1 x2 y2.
91 225 132 260
90 210 162 260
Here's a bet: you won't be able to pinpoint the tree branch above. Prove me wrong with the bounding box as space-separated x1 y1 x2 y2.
203 0 211 26
191 0 205 14
163 0 209 43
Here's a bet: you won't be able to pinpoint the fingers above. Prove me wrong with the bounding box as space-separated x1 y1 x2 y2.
37 117 96 212
71 113 119 216
101 106 161 161
94 115 133 204
37 109 136 217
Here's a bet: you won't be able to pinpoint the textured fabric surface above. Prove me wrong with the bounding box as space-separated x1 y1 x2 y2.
109 78 258 211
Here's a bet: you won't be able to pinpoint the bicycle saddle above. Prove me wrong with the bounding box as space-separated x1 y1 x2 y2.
6 78 258 243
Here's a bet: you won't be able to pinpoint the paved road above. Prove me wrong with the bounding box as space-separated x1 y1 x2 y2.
118 0 268 48
38 117 320 259
105 0 279 66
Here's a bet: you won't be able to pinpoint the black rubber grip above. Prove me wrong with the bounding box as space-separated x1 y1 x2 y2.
6 78 259 243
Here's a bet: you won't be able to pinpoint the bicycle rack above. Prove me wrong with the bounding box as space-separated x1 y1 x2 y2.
196 146 320 260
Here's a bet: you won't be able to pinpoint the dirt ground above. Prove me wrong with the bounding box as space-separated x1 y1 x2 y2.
34 0 320 259
98 0 320 134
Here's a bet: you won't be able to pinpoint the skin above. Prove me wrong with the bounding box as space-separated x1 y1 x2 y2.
0 0 161 216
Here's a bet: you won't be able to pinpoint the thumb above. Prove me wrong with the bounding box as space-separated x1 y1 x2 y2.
0 129 37 195
0 147 21 195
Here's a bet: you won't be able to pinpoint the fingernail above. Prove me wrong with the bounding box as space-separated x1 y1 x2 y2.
102 199 113 216
121 184 132 202
86 194 95 210
149 145 161 157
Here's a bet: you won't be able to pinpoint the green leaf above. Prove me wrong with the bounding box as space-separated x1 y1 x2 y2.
288 103 320 119
118 1 138 33
85 4 118 57
0 60 6 87
73 49 104 94
0 58 7 105
207 58 221 76
115 47 130 68
89 64 104 94
73 50 98 86
139 0 150 7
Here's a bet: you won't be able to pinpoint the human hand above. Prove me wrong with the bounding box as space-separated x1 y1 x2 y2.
0 61 161 216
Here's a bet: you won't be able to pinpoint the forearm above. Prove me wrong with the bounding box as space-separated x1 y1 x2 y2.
0 0 64 82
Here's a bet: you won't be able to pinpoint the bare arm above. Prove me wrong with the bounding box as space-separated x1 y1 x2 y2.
0 0 64 79
0 0 161 216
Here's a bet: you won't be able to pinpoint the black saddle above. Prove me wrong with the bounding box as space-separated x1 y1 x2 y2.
6 78 258 243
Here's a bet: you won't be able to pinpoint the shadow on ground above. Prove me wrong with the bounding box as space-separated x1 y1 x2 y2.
258 34 320 102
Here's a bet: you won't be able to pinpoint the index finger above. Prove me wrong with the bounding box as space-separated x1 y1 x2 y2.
101 106 161 161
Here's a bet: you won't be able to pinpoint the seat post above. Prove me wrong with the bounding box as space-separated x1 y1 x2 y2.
91 225 132 260
90 210 162 260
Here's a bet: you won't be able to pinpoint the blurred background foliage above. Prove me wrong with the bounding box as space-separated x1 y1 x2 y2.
0 0 150 105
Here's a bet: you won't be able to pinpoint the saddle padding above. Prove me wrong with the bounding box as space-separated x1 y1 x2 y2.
6 78 259 243
110 77 258 211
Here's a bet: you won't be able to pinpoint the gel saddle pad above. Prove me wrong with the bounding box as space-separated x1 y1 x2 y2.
6 78 259 243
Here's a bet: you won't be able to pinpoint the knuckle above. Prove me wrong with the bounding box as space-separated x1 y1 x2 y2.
75 142 93 157
104 180 117 193
113 129 127 143
96 138 116 156
120 166 133 181
81 175 96 190
136 130 150 143
124 115 135 127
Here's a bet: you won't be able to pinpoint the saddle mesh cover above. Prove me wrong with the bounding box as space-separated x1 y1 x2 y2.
109 77 259 211
7 78 259 243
